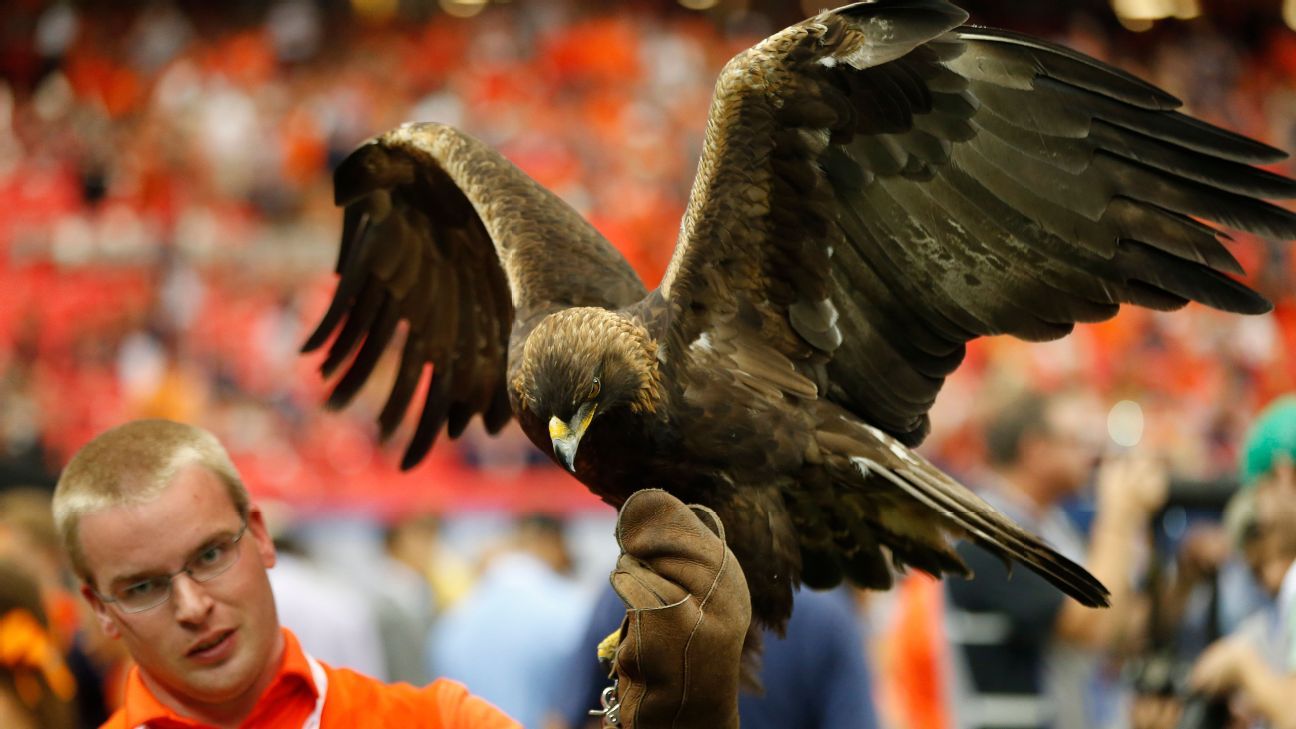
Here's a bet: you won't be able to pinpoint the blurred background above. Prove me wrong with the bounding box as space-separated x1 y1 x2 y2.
0 0 1294 728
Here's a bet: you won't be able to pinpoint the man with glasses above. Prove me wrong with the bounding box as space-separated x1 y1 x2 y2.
53 419 752 728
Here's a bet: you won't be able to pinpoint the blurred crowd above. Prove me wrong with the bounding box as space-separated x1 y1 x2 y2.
1 0 1294 504
1 0 1295 727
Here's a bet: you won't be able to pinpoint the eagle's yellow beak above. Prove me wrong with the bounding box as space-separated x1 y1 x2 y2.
549 402 597 472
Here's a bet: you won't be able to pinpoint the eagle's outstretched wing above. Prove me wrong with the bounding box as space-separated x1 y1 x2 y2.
660 0 1295 444
307 123 647 467
657 0 1294 601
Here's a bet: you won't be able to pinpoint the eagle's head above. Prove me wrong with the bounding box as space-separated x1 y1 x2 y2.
513 307 663 472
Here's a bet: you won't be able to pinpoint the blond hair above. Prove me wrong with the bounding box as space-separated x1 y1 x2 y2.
52 420 249 580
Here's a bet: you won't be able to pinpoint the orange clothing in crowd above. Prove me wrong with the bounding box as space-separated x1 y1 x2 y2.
101 629 519 729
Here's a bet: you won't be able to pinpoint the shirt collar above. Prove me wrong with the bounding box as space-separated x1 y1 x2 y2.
121 628 316 728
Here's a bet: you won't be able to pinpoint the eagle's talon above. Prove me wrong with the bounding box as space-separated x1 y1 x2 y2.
596 626 622 664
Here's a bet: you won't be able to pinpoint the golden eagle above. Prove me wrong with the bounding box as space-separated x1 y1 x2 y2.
306 0 1296 628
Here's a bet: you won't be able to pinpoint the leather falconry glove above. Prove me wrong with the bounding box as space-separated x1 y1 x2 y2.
601 488 751 729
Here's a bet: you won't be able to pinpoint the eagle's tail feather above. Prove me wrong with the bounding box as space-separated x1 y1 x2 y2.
812 419 1111 608
866 453 1109 607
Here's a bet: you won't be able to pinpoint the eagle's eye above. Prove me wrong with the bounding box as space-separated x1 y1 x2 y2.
589 376 601 400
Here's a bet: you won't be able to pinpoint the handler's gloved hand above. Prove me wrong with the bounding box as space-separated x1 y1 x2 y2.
606 488 751 729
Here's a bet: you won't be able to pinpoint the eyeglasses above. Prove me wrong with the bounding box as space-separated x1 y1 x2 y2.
94 520 248 614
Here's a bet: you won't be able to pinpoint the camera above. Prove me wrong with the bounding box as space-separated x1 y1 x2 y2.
1127 479 1240 729
1162 477 1240 512
1175 693 1230 729
1124 652 1231 729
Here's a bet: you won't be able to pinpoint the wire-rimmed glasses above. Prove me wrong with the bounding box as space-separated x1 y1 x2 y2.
93 519 248 614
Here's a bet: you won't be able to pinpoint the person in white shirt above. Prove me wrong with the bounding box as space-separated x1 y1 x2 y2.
1190 395 1296 729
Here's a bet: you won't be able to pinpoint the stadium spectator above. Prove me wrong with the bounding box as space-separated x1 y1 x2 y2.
945 388 1168 729
56 419 512 727
0 559 78 729
1187 395 1296 729
430 515 587 729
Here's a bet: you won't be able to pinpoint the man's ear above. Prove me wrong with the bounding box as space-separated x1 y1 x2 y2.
246 505 277 570
81 584 121 639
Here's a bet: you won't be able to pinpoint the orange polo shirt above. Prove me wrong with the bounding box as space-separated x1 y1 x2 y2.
102 628 519 728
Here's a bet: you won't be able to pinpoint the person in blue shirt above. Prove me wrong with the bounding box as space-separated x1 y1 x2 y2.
430 515 588 729
548 581 880 729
